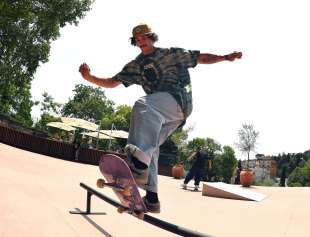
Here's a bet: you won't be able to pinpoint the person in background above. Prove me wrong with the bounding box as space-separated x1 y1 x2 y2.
182 147 206 191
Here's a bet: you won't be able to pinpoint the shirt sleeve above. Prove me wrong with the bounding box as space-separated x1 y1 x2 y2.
171 47 200 68
112 60 141 87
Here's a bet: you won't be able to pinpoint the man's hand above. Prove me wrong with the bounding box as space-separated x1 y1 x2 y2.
78 63 121 88
79 63 91 80
225 52 242 61
187 151 197 162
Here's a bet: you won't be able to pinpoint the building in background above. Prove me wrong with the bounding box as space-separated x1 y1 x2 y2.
241 154 277 182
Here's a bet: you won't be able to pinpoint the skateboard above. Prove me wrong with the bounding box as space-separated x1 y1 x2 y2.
97 154 147 219
182 185 200 192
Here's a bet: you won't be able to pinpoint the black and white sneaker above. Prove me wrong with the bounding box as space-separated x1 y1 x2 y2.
194 185 199 191
142 196 161 213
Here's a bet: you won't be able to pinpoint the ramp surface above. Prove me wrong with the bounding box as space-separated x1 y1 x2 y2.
1 143 310 237
202 182 267 201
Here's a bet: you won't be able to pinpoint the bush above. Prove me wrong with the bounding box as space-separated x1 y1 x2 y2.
287 160 310 187
254 178 276 187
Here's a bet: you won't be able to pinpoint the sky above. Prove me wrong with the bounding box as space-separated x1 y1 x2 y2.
31 0 310 159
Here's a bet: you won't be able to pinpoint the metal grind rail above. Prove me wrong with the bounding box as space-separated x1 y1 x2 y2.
72 182 214 237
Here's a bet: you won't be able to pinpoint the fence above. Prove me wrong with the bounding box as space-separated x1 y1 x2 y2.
0 124 173 175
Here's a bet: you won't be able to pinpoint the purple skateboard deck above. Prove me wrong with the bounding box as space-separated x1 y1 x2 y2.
99 154 147 213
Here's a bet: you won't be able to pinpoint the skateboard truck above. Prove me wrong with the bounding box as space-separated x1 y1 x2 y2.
116 206 145 219
96 178 144 219
97 178 133 197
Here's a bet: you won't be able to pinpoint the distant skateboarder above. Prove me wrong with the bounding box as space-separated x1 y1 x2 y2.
182 147 207 191
79 23 242 213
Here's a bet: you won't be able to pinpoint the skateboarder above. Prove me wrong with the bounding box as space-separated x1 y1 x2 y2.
79 23 242 213
182 147 206 191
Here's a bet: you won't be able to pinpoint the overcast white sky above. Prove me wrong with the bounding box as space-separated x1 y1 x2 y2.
31 0 310 159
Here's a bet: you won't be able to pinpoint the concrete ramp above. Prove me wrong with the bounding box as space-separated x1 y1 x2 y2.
202 182 267 201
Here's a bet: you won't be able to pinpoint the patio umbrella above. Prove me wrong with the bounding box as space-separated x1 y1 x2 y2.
46 122 76 132
61 117 99 131
81 131 114 140
100 130 129 139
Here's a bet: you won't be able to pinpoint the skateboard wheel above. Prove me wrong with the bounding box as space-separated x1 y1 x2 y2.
117 207 126 214
96 179 105 188
122 187 132 197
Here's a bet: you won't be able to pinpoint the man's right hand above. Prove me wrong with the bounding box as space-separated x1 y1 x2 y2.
79 63 91 80
77 63 121 88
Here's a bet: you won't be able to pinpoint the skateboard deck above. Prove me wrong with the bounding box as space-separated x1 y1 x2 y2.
182 185 200 192
97 154 147 215
183 187 200 192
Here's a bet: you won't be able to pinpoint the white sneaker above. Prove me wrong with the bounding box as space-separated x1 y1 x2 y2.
182 183 187 189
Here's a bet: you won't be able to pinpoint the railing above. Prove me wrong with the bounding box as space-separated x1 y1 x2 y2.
0 124 173 175
72 182 213 237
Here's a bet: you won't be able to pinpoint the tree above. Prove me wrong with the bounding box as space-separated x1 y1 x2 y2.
0 0 93 125
207 146 237 183
168 127 193 165
220 146 238 183
186 137 221 181
303 149 310 162
33 92 62 131
40 92 62 115
279 166 287 187
204 137 222 160
101 105 132 131
287 159 310 187
34 113 60 133
170 127 193 149
235 123 259 168
187 137 207 151
61 84 114 121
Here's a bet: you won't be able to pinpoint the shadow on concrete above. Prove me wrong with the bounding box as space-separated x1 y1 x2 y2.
71 208 113 237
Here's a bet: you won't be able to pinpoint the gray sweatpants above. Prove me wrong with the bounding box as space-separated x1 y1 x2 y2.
126 92 184 193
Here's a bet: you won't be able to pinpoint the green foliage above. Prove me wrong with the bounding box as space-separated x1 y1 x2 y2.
209 146 237 183
186 137 221 159
220 146 238 183
61 84 114 121
303 149 310 161
32 92 62 136
279 166 287 187
178 137 224 180
167 127 193 166
187 137 206 150
255 178 276 187
212 154 224 182
287 159 310 186
39 92 62 115
101 105 132 131
33 112 60 132
273 151 309 180
204 138 222 159
170 127 191 149
0 0 93 125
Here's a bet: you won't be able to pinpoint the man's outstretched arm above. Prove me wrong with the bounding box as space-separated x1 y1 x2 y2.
197 51 242 64
79 63 121 88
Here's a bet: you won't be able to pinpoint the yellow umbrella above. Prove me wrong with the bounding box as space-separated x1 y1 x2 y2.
61 117 99 131
46 122 76 132
100 130 129 139
81 131 114 140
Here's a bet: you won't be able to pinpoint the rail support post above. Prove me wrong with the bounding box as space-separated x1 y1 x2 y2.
86 191 92 214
